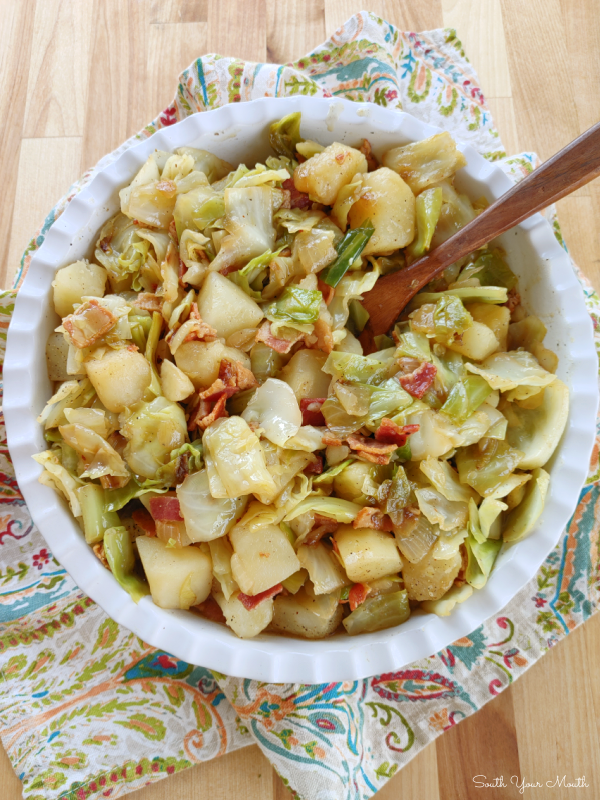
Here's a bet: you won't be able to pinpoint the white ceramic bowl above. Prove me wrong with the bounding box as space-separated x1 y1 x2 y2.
5 97 598 682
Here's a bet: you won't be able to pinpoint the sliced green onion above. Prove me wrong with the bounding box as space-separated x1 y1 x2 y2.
322 221 375 288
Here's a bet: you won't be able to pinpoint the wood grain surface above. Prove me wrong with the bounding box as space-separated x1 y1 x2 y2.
1 1 599 798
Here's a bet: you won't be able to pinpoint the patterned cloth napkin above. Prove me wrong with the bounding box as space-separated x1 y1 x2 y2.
1 12 599 800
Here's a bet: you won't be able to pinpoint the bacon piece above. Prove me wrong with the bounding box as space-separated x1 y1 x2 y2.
349 582 372 612
353 507 394 531
279 189 292 209
304 455 323 476
375 418 420 447
149 496 183 522
505 288 521 313
188 397 212 431
195 596 226 623
175 452 190 484
255 320 303 354
132 508 157 536
134 293 163 313
322 433 344 447
200 358 258 402
359 138 378 172
168 218 178 243
201 394 229 430
63 299 116 348
282 178 311 210
188 303 218 337
99 475 130 490
454 544 469 588
222 358 258 391
304 514 338 546
93 543 109 569
317 279 335 306
399 362 437 399
300 397 326 426
304 317 334 354
199 379 236 403
237 583 283 610
346 434 397 465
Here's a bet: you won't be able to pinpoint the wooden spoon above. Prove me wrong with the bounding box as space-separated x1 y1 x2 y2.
360 120 600 347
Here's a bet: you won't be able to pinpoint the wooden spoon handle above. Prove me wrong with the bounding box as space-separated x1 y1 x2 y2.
364 120 600 330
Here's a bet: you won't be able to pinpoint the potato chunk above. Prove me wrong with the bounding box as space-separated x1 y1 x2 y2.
229 523 300 596
46 332 72 381
279 349 330 400
402 547 462 602
174 340 250 388
137 536 212 609
214 591 273 639
382 132 467 195
293 142 368 205
160 359 195 402
52 260 108 318
85 348 151 412
197 271 263 340
334 525 402 583
444 320 499 361
270 589 343 639
466 303 510 352
348 167 416 254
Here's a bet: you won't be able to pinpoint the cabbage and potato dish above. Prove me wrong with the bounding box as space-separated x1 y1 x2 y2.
35 114 568 640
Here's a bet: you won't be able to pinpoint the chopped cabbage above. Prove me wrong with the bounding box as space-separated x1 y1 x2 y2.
210 186 276 274
465 350 557 392
440 375 492 424
323 351 388 384
395 331 432 362
414 486 469 531
33 449 84 517
269 112 304 159
59 423 129 481
119 397 187 479
463 249 517 290
478 496 508 540
203 416 276 499
177 469 247 542
382 132 467 194
503 468 550 542
465 532 502 589
504 378 569 469
241 378 301 446
297 544 349 595
284 495 361 523
455 438 524 497
420 457 477 503
327 266 380 331
264 285 322 328
408 186 443 258
432 295 473 344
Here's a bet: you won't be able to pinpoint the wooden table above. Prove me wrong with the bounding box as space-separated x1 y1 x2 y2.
1 1 599 798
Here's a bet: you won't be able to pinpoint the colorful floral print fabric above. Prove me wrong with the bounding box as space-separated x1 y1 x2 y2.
1 12 598 800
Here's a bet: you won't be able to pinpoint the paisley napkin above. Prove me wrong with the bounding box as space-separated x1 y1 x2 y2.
1 11 599 800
